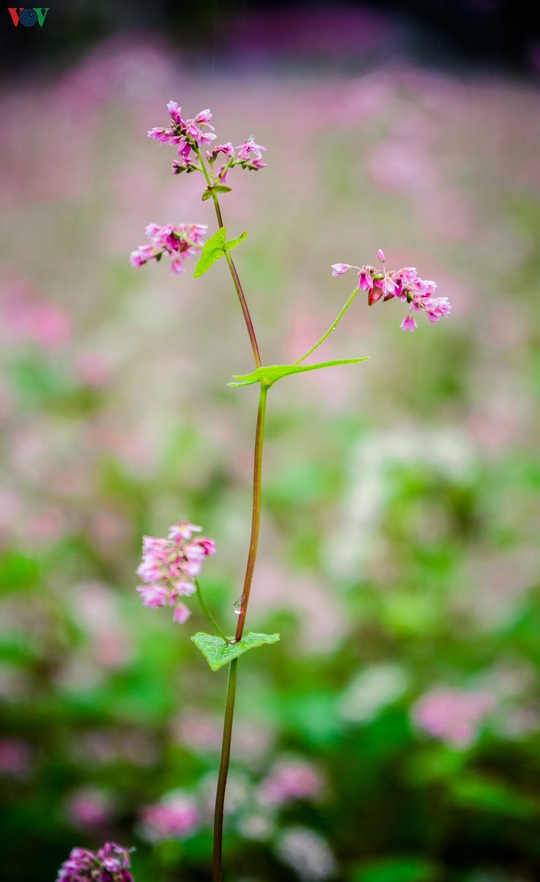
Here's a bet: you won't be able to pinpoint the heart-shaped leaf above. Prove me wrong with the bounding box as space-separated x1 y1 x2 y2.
193 227 227 277
226 231 248 251
194 228 248 277
191 631 280 671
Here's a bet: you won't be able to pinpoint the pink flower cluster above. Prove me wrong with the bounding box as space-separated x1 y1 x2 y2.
130 222 207 274
332 249 451 331
149 101 216 172
412 687 496 749
148 100 266 177
205 136 267 181
136 520 216 624
56 842 134 882
139 791 200 842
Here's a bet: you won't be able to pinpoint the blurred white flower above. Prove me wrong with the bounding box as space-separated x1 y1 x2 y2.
338 663 409 722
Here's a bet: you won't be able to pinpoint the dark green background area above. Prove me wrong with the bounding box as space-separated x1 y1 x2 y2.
1 0 539 76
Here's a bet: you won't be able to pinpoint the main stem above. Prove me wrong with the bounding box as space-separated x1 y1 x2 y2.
211 384 268 882
212 657 238 882
234 384 268 642
196 149 262 369
198 163 267 881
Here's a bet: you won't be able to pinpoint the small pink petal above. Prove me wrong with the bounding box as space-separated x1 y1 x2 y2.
401 314 417 332
331 263 351 276
172 603 191 624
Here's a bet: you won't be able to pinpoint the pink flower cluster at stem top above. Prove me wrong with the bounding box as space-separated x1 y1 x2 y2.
136 521 216 624
148 101 266 178
331 249 451 331
56 842 134 882
130 223 207 274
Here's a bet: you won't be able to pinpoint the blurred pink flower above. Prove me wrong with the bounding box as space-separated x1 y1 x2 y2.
173 709 223 752
74 352 112 387
0 738 33 777
0 278 71 350
73 582 134 670
27 507 65 544
139 791 200 841
65 787 114 829
259 757 325 806
412 687 496 748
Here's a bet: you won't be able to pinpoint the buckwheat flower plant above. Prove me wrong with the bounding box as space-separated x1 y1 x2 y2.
58 99 450 882
57 843 134 882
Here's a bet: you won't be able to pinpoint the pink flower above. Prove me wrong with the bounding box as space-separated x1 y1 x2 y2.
207 142 234 162
140 791 200 841
332 251 451 331
235 137 267 169
425 296 452 324
358 265 375 291
172 603 191 624
130 222 207 273
56 843 133 882
65 788 113 829
148 102 216 150
136 583 169 608
412 687 496 749
259 758 325 806
0 739 33 777
136 519 216 623
168 520 201 542
148 100 267 179
401 314 417 332
331 263 351 276
148 101 217 173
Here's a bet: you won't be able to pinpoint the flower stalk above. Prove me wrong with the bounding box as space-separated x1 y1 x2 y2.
212 658 239 882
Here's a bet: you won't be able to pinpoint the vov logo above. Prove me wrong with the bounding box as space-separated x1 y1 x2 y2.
7 7 49 27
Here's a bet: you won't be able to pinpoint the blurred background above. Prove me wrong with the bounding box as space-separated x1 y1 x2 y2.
1 2 540 881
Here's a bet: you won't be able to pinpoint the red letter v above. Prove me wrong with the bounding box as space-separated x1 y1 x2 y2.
7 8 23 26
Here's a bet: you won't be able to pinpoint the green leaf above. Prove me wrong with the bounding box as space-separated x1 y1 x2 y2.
191 631 280 671
193 227 227 277
229 358 369 389
193 228 248 277
202 184 233 201
226 230 248 251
